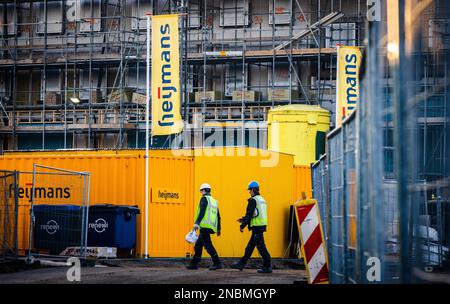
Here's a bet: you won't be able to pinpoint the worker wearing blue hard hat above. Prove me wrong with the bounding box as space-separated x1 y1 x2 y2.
230 181 272 273
247 181 259 189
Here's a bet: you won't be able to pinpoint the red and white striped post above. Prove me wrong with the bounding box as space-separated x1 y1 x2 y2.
294 199 329 284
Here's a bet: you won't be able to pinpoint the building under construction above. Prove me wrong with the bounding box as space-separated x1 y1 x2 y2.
0 0 449 285
0 0 365 150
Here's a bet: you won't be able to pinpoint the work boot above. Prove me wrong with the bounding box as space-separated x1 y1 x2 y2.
186 264 199 270
230 263 244 271
209 255 222 270
257 267 273 274
209 263 223 271
186 257 200 270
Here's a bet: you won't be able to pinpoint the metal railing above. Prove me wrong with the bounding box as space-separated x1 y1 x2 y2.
0 105 274 130
27 164 90 261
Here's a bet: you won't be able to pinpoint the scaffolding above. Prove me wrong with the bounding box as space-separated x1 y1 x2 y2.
0 0 367 150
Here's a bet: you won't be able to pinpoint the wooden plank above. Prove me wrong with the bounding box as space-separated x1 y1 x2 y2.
7 125 64 131
0 48 336 66
246 48 336 57
68 123 135 130
0 53 125 66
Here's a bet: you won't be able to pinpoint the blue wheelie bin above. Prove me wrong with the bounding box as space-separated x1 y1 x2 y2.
33 204 83 255
87 204 140 256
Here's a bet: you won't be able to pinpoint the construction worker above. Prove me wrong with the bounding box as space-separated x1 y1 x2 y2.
230 181 272 273
186 183 223 270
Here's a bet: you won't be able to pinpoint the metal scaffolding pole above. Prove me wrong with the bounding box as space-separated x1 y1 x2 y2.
391 0 412 283
42 0 47 149
88 0 94 148
12 0 17 149
241 0 246 146
317 0 321 107
64 0 68 149
145 12 151 258
271 0 275 107
119 0 124 148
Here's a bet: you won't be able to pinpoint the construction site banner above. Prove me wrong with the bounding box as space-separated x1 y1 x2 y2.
335 46 362 127
151 14 184 136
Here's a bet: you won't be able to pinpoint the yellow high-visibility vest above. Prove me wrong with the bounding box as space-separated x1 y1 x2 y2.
195 195 218 232
250 195 268 227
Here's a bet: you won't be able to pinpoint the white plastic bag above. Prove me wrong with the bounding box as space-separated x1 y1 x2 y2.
185 229 198 244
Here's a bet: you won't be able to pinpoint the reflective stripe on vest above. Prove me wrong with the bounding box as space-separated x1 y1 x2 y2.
195 195 218 232
250 195 268 227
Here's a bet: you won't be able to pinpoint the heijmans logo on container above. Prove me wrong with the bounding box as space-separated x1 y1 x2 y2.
89 218 109 233
41 220 60 235
9 183 71 203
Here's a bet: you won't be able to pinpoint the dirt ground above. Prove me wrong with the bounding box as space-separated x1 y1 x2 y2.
0 259 307 284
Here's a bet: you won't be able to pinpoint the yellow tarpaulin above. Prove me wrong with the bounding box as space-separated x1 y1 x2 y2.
151 14 183 135
336 46 362 127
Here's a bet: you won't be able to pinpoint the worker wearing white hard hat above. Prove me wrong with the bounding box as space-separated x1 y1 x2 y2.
199 183 211 191
186 183 223 270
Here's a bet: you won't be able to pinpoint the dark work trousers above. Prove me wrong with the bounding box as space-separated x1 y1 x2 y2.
191 230 220 266
239 231 272 268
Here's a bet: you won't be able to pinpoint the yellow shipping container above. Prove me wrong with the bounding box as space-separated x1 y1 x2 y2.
0 147 313 258
0 150 194 257
193 147 294 258
293 165 312 200
267 104 331 166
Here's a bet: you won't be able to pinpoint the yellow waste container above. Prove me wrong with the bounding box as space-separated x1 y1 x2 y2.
267 104 330 165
